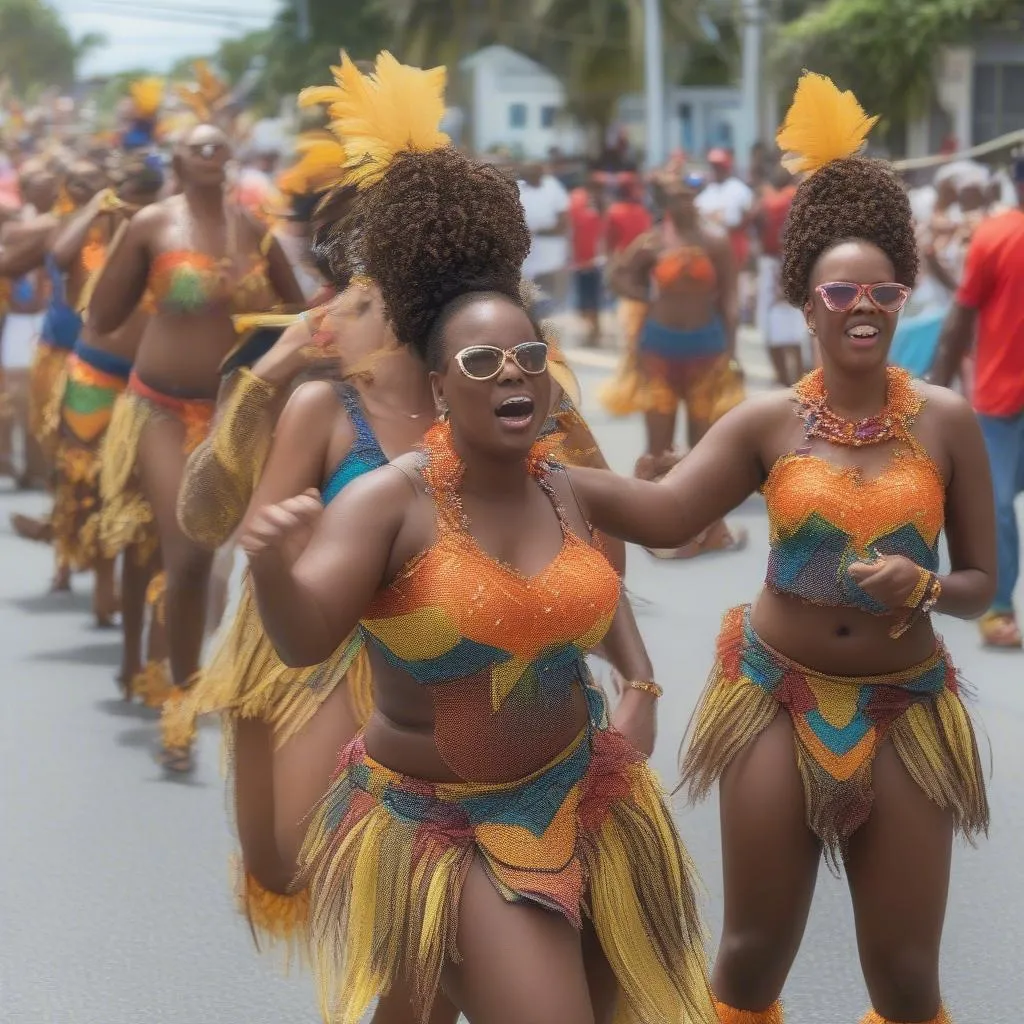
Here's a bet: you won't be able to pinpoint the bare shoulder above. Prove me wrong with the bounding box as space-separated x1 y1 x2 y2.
282 378 340 419
914 380 976 428
726 386 797 432
126 200 168 239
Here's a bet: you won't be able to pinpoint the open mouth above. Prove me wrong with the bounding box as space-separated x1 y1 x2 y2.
494 394 535 429
845 324 880 346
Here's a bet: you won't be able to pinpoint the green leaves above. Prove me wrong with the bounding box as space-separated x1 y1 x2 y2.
774 0 1020 128
0 0 79 93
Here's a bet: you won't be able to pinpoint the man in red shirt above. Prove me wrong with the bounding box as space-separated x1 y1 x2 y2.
569 173 607 346
605 172 651 255
931 159 1024 648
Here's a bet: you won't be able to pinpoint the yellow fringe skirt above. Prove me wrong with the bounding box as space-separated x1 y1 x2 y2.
51 347 132 571
29 340 71 458
172 574 374 961
681 606 989 868
301 710 715 1024
98 374 213 563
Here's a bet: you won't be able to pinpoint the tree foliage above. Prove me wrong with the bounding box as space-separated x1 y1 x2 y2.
0 0 96 94
775 0 1021 128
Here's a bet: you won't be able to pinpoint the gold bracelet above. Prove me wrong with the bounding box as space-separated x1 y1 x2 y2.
625 679 663 699
903 565 932 609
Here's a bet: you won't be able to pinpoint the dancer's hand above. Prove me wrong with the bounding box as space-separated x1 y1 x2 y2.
612 689 657 758
254 309 337 386
242 488 322 570
847 553 923 610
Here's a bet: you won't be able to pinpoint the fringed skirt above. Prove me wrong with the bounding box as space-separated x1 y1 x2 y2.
301 709 715 1024
196 574 374 742
99 372 214 562
169 574 375 959
28 339 72 457
681 605 989 868
51 345 132 572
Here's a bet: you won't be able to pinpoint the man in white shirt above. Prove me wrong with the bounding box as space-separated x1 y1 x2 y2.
518 162 570 312
695 148 754 268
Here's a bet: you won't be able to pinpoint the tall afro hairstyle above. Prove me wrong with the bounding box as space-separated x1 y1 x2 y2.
354 146 532 367
780 156 918 309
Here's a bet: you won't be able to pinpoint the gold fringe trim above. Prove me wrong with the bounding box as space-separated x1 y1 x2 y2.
582 762 716 1024
131 660 174 708
160 684 198 750
233 858 311 971
716 1000 784 1023
28 344 69 457
300 751 713 1024
680 610 989 869
51 442 104 572
195 575 371 747
98 390 158 561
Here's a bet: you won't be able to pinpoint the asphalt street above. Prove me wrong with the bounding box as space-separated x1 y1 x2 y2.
1 343 1022 1023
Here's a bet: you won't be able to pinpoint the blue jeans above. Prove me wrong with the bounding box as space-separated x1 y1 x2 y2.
977 410 1024 613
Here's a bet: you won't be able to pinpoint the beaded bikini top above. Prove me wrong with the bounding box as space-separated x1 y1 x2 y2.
359 421 620 711
762 367 944 615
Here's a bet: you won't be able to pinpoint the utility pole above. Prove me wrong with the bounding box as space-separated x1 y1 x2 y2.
643 0 665 169
738 0 764 174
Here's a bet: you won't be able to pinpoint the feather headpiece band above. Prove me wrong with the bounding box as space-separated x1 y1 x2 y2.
298 51 450 191
776 71 879 176
173 60 228 123
277 130 349 196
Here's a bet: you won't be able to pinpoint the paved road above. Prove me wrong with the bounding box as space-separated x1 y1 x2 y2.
1 352 1021 1023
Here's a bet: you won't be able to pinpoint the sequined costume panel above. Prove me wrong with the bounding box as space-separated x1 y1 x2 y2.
359 423 621 770
147 245 273 317
52 344 132 571
681 606 988 867
320 385 387 503
763 449 944 613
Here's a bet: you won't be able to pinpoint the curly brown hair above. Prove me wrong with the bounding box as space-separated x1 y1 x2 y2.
780 156 918 308
357 147 532 364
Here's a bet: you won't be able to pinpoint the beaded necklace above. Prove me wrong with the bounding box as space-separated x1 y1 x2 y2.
794 366 921 447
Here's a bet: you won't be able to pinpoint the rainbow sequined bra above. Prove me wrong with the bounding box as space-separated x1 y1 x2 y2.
762 368 943 615
360 421 620 770
321 385 388 504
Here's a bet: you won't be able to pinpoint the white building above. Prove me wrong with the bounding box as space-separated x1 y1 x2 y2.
458 44 743 162
460 45 584 159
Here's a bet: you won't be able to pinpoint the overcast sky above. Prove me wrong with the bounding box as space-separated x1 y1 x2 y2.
52 0 280 76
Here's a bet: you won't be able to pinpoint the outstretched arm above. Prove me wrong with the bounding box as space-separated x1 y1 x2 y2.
245 466 410 667
570 398 767 549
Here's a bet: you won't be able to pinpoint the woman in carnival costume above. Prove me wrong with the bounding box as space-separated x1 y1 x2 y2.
176 56 663 991
49 153 168 672
9 157 107 588
242 51 713 1024
90 62 305 772
569 73 993 1024
602 169 746 560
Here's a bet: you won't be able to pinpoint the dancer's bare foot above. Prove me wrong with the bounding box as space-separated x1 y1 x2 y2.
10 512 52 543
50 564 72 593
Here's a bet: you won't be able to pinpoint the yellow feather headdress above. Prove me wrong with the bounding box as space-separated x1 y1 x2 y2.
297 51 450 191
776 71 879 176
129 77 164 119
173 60 228 123
277 130 348 196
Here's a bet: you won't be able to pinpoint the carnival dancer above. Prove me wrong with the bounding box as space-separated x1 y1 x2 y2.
177 62 659 984
49 156 165 631
9 159 106 588
602 170 746 558
242 51 713 1024
89 111 304 772
568 73 994 1024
